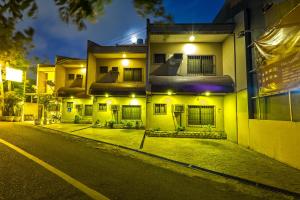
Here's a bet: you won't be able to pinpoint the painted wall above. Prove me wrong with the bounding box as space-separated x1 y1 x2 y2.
222 35 235 81
24 103 38 119
93 96 146 127
87 53 96 94
55 65 66 92
150 42 223 76
65 67 86 88
61 98 93 123
146 95 224 131
249 120 300 170
237 89 250 147
224 93 237 142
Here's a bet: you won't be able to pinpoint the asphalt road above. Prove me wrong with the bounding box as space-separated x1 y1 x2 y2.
0 122 285 200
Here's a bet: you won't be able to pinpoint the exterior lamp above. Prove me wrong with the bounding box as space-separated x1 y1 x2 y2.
183 44 196 54
122 54 126 58
189 35 195 42
121 59 129 67
105 93 109 98
167 90 172 96
131 93 135 98
131 36 137 44
204 91 211 96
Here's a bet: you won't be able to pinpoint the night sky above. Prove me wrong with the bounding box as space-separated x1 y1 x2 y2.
20 0 225 63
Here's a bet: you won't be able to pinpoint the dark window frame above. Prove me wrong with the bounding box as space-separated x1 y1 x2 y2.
154 104 167 115
84 105 93 116
98 103 107 112
187 55 216 76
153 53 166 64
123 68 142 82
99 66 109 73
122 105 141 120
68 74 75 80
187 105 215 126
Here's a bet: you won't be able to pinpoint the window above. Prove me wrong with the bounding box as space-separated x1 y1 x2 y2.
187 55 215 75
173 53 183 60
99 66 108 73
122 105 141 120
154 54 166 64
48 104 60 112
67 102 73 108
188 105 215 126
154 104 167 115
68 74 75 80
124 68 142 82
76 74 83 79
98 103 107 111
76 104 83 115
84 105 93 116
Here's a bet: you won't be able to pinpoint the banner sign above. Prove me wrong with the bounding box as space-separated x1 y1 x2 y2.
258 52 300 95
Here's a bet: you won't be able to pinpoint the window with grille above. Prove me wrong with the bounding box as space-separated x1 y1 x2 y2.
84 105 93 116
124 68 142 82
98 103 107 111
99 66 108 73
154 54 166 64
68 74 75 80
76 74 83 79
75 104 83 115
188 105 215 126
122 105 141 120
187 55 215 75
48 104 60 112
154 104 167 115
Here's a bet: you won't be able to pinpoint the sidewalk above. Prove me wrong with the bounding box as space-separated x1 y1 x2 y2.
40 123 300 196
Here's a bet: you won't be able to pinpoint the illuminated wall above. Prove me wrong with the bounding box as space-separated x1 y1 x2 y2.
150 42 223 76
146 95 224 131
93 96 147 126
61 98 93 123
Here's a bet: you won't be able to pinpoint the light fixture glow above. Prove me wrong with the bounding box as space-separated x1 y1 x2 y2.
204 91 211 96
167 90 172 96
121 59 129 66
189 35 195 42
131 93 135 98
105 93 109 98
122 54 126 58
70 96 74 99
81 68 86 73
130 99 138 105
5 67 23 82
131 36 137 44
183 44 196 54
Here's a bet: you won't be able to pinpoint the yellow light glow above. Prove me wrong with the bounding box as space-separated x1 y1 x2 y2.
81 68 86 73
5 67 23 82
131 36 137 44
167 90 172 96
183 44 196 54
106 100 112 105
131 93 135 98
80 64 84 67
130 99 139 105
122 54 126 58
122 59 129 66
204 91 211 96
71 96 74 99
105 93 109 98
189 35 195 42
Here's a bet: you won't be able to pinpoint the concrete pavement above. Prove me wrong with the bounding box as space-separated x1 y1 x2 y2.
0 122 284 200
37 123 300 196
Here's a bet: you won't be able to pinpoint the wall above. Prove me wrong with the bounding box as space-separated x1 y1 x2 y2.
95 58 146 83
24 103 38 119
93 96 146 127
249 120 300 170
146 95 224 131
61 98 93 123
150 42 223 76
55 65 66 92
222 35 235 81
224 93 237 142
65 67 86 88
237 90 250 147
87 53 97 94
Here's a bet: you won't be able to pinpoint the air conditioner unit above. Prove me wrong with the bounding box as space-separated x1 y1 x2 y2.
111 105 120 111
172 104 184 113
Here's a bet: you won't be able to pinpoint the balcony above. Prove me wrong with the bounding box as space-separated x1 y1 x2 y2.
89 82 145 95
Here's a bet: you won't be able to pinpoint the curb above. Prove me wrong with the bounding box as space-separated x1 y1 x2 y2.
34 125 300 198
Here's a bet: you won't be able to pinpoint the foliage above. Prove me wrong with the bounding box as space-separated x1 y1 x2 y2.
125 121 133 129
3 90 23 116
176 126 185 132
107 120 115 128
74 115 81 124
153 127 161 131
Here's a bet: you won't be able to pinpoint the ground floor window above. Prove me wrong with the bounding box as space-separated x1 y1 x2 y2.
67 102 73 112
98 103 107 111
154 104 167 115
75 104 83 115
122 105 141 120
84 105 93 116
188 105 215 126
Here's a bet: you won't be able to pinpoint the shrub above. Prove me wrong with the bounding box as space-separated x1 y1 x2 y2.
74 115 81 124
153 127 161 131
107 120 115 128
176 126 185 132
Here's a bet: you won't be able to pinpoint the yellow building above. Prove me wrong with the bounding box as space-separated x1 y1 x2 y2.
146 22 236 133
87 41 147 128
55 56 92 123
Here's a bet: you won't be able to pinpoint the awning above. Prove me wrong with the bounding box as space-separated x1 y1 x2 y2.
57 87 87 98
149 75 234 94
89 82 146 95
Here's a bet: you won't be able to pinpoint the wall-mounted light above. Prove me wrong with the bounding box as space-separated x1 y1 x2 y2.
122 59 129 67
167 90 172 96
131 93 135 98
70 96 74 99
204 91 211 96
105 93 109 98
81 68 86 73
189 35 195 42
122 54 126 58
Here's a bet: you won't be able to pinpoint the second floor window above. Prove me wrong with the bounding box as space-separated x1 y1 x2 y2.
124 68 142 82
76 74 83 79
154 54 166 64
98 103 107 111
99 66 108 73
68 74 75 80
154 104 167 115
187 55 216 76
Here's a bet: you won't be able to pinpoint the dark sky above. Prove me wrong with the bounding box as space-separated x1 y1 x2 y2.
21 0 225 63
